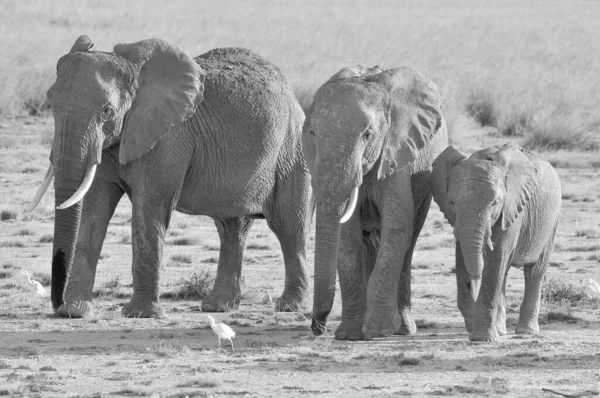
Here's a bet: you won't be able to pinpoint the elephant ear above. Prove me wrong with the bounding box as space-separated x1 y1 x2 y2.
114 38 205 164
301 104 317 176
326 64 384 83
369 67 444 179
431 145 467 226
493 143 538 230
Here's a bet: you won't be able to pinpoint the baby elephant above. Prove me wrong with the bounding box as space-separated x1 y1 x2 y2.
431 143 561 342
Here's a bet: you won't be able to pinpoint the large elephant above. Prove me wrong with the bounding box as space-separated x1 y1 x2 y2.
303 65 448 340
28 36 313 318
431 143 561 341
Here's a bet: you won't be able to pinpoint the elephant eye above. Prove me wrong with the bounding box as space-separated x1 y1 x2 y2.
363 130 373 142
309 130 315 137
101 105 114 121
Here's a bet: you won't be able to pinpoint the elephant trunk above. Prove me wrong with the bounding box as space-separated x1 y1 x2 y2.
457 212 491 278
50 116 100 311
311 158 362 335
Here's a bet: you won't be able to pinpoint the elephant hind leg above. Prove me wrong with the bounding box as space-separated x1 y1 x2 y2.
264 164 312 312
515 226 556 334
201 216 254 312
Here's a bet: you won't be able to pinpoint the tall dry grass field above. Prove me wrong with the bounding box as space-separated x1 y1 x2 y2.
1 0 599 146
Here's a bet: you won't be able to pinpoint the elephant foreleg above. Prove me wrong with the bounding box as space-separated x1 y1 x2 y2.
335 212 368 340
202 216 254 312
122 194 173 318
396 189 431 335
58 174 124 318
496 277 508 336
363 169 414 339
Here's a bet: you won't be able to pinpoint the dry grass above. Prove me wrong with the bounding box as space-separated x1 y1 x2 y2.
1 0 599 149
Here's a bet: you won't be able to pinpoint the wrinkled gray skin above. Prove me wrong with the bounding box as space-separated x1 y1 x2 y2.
41 36 312 318
303 65 448 340
431 143 561 341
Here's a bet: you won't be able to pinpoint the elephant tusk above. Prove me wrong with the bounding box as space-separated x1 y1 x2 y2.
56 164 97 210
340 186 359 224
25 164 54 212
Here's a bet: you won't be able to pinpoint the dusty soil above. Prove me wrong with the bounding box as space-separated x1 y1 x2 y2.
0 117 599 397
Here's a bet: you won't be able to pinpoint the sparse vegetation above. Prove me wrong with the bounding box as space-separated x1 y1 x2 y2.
542 277 588 307
38 234 53 243
171 254 192 264
544 311 580 324
161 270 215 300
1 210 17 221
171 237 200 246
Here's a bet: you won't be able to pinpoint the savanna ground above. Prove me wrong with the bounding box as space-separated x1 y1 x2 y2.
1 1 600 397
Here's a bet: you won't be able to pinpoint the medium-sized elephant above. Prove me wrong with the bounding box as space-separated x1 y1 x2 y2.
303 65 448 340
28 36 313 318
431 143 561 341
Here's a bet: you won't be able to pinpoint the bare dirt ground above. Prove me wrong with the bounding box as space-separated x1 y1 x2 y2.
0 117 599 397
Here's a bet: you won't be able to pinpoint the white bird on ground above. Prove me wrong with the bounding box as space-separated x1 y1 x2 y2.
17 271 47 298
206 315 235 353
584 278 600 300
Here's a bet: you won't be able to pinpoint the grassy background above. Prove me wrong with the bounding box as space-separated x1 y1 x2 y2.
1 0 599 149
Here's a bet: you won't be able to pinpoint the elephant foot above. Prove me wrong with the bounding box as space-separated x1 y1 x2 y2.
122 300 165 318
274 290 309 312
463 317 474 334
56 301 95 318
469 328 500 342
201 289 240 312
515 321 539 335
311 311 329 336
335 318 365 340
395 311 416 335
362 308 402 340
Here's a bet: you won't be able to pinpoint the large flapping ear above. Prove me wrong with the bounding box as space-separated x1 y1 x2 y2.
70 35 94 53
370 67 444 179
431 145 467 226
114 38 205 164
326 64 384 83
492 143 538 230
301 104 317 176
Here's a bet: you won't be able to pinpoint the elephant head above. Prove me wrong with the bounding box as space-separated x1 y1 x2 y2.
27 35 205 311
431 143 538 322
303 65 444 334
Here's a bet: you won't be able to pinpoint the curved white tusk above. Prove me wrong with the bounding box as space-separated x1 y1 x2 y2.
339 186 359 224
25 164 54 212
56 164 97 210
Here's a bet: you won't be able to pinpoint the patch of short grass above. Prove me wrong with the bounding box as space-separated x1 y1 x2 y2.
246 243 271 250
542 277 588 306
1 210 17 221
0 240 24 248
15 228 34 236
574 228 598 238
544 310 580 324
170 254 192 264
171 237 199 246
120 234 131 244
38 234 53 243
415 319 438 329
177 374 222 388
161 270 214 300
465 89 498 128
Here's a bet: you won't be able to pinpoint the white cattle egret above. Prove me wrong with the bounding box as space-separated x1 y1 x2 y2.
18 271 47 298
206 315 235 352
584 278 600 300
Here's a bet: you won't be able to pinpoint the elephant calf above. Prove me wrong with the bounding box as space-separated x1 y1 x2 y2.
431 143 561 342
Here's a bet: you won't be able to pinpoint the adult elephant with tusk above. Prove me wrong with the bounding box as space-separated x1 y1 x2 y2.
303 65 448 340
28 35 312 318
